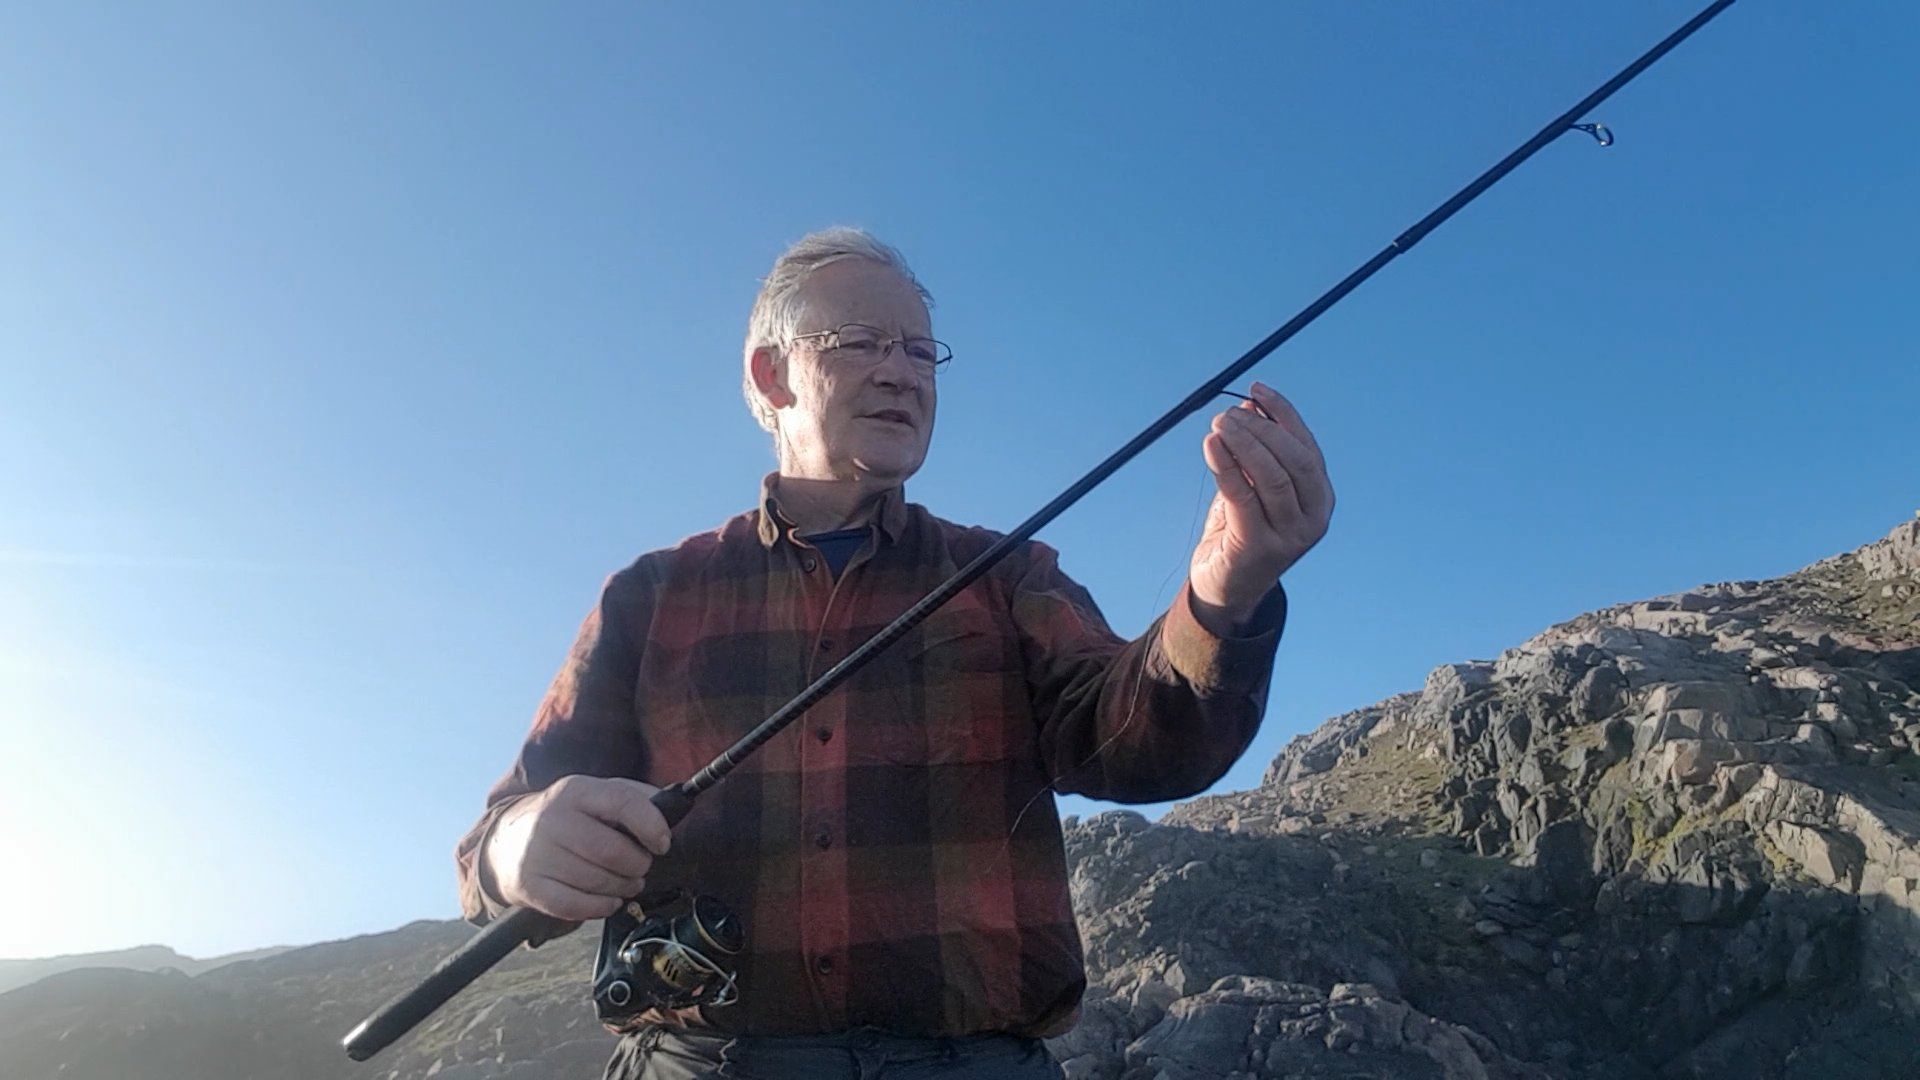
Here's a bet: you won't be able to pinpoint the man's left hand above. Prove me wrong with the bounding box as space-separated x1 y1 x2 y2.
1189 381 1334 635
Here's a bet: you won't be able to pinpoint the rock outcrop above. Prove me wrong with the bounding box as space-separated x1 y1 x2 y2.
1050 515 1920 1078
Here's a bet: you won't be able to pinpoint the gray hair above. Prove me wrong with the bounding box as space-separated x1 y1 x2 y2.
742 227 934 434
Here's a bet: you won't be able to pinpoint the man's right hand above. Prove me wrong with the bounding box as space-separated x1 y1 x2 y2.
481 776 672 921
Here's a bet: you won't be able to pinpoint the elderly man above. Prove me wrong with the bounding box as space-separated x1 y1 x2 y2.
455 228 1333 1079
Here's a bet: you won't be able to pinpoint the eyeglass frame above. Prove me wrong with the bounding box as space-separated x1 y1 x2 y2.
785 323 953 372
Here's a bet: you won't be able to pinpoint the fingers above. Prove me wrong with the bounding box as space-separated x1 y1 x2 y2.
1215 383 1334 526
1247 382 1323 459
518 875 623 922
550 816 655 882
531 838 650 900
1248 383 1333 520
494 777 666 919
565 776 673 858
1202 430 1258 508
1212 409 1305 528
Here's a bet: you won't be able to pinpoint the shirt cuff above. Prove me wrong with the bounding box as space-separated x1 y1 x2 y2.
1159 580 1288 696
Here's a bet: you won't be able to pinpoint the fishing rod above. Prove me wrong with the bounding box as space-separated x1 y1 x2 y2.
343 0 1738 1061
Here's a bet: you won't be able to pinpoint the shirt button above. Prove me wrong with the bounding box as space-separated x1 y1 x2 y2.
819 638 834 652
815 955 834 975
801 556 818 572
815 726 832 743
814 830 832 850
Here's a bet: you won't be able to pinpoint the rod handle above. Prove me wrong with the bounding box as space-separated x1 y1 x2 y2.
342 784 697 1061
342 905 560 1061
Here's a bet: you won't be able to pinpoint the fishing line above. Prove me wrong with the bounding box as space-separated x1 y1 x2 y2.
1004 388 1279 842
344 1 1740 1059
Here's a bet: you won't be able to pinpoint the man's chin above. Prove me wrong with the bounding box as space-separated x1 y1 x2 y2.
850 452 924 485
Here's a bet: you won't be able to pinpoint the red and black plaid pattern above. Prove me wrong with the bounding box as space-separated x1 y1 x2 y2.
455 475 1285 1039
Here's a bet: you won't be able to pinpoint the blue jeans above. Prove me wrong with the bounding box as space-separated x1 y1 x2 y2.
603 1025 1066 1080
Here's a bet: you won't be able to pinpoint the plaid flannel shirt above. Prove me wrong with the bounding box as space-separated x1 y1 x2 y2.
454 474 1286 1038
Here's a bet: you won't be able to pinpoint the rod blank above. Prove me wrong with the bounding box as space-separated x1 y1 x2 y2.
341 0 1740 1060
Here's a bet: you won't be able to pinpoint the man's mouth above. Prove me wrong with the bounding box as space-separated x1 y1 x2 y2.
864 409 914 427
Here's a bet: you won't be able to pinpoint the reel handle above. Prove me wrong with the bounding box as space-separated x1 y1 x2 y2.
341 783 696 1062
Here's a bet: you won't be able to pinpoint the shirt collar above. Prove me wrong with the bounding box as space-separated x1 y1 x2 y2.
756 471 908 549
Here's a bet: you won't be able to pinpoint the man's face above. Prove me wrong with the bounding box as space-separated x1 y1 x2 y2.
771 259 938 483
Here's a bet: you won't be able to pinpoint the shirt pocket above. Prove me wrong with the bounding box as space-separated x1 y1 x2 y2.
854 597 1021 766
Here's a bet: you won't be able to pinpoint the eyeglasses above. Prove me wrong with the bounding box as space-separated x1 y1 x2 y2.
788 323 953 372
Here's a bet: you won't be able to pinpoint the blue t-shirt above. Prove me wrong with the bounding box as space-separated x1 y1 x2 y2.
803 527 869 579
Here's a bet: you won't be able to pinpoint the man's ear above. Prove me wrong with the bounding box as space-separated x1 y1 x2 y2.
749 345 796 410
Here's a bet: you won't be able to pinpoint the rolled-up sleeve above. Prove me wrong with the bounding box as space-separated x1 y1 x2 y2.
1012 541 1286 803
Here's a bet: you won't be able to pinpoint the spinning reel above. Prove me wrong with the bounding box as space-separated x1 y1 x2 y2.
591 888 745 1023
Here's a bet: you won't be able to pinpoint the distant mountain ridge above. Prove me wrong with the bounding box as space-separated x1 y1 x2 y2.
0 943 292 996
3 515 1917 1079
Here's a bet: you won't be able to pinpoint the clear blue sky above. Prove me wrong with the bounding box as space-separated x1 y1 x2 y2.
3 2 1914 959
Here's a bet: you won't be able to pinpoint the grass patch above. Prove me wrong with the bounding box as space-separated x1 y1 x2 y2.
1306 736 1452 833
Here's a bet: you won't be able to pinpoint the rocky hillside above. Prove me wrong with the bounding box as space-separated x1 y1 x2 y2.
0 921 615 1080
1058 515 1920 1079
3 517 1916 1079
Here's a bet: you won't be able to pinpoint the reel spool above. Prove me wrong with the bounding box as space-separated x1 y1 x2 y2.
592 889 744 1023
